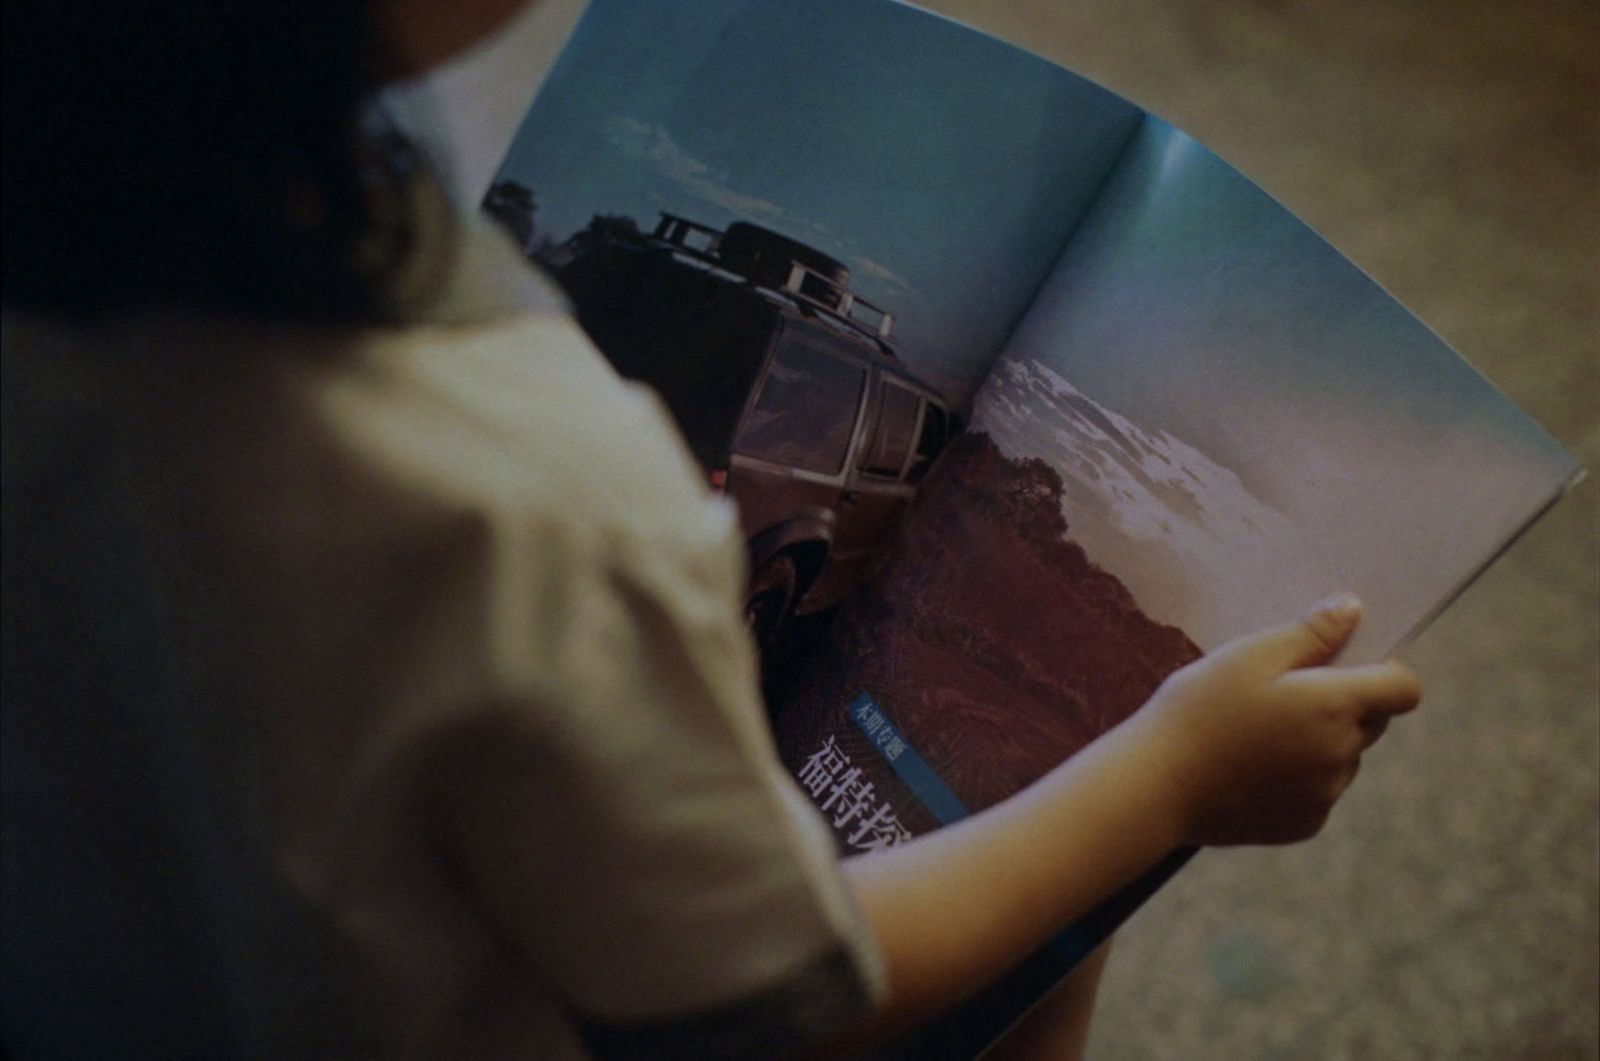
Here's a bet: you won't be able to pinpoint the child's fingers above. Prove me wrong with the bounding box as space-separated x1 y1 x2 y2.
1221 593 1365 675
1279 660 1424 717
1350 660 1423 716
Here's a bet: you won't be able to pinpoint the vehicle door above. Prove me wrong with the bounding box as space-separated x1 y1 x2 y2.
727 320 871 559
817 387 950 608
834 373 923 576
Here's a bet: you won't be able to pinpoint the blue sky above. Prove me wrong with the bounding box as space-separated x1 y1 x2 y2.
496 0 1142 404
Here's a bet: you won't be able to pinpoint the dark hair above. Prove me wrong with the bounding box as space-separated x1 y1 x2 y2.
2 3 423 323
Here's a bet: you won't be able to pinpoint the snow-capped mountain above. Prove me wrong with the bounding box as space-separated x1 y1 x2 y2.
973 357 1340 649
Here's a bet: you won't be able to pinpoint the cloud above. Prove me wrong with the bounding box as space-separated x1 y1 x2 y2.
605 115 787 222
854 256 914 293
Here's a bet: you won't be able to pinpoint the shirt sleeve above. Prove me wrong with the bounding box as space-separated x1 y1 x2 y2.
432 491 886 1057
206 309 886 1057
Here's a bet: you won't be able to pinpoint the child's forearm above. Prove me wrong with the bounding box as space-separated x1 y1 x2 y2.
831 714 1184 1046
822 597 1420 1053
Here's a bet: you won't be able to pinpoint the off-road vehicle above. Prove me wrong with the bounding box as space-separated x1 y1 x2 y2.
550 212 957 649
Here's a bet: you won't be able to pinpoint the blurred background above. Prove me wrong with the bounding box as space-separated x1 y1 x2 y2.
916 1 1599 1057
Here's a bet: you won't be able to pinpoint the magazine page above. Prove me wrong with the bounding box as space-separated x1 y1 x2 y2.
486 0 1141 414
986 115 1583 663
767 113 1581 1055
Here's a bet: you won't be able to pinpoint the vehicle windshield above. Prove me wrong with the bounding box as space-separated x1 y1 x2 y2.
735 331 866 475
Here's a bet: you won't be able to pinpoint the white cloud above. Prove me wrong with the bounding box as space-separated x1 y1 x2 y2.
854 256 914 293
605 115 787 221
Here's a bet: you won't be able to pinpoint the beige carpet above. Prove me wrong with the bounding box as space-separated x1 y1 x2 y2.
915 1 1600 1056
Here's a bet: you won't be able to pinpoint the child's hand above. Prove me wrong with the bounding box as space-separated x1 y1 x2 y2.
1133 594 1422 848
834 595 1417 1040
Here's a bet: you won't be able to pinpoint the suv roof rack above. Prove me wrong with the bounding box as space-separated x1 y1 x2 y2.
645 213 898 350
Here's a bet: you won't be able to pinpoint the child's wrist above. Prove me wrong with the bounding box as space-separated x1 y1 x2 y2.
1097 707 1202 853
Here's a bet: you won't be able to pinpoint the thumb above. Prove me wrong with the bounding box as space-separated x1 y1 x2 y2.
1248 593 1365 672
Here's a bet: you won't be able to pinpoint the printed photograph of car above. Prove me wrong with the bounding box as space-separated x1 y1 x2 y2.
547 212 959 654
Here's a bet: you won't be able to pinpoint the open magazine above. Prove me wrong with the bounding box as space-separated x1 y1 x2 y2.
477 0 1582 1053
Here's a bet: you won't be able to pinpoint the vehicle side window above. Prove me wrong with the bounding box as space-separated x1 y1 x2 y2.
907 402 948 483
860 382 921 478
735 334 866 475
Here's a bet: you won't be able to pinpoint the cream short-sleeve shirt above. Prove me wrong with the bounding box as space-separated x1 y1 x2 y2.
1 227 884 1057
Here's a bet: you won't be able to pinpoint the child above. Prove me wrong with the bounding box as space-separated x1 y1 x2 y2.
0 1 1421 1056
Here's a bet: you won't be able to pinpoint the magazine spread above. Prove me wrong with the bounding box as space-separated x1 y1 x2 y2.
479 0 1583 1053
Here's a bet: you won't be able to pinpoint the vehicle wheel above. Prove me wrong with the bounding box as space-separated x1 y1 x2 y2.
744 553 799 655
